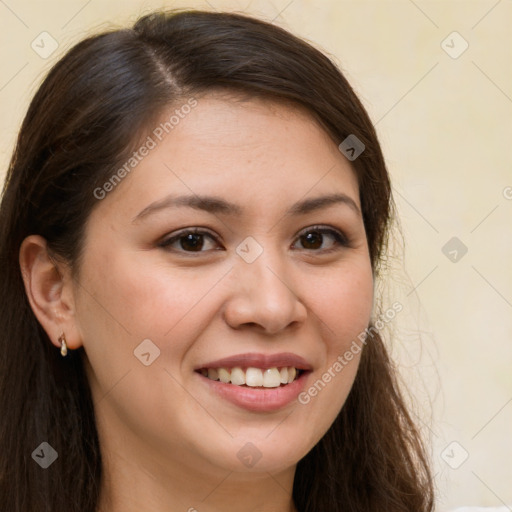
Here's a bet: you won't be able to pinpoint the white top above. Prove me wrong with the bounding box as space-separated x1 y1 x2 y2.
448 508 511 511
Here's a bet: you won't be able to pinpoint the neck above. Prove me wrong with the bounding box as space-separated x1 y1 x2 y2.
96 446 298 512
93 410 298 512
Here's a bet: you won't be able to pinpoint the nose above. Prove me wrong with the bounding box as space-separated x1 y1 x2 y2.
222 246 308 335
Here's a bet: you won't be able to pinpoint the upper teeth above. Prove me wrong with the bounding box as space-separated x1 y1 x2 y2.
201 367 298 388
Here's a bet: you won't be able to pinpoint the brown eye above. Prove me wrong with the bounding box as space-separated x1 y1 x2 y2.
159 229 220 253
159 226 349 256
300 231 323 250
293 227 349 252
177 233 206 252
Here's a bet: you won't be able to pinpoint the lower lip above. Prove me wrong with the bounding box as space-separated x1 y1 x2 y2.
197 371 310 412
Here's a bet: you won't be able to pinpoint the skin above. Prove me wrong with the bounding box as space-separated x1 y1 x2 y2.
19 94 374 512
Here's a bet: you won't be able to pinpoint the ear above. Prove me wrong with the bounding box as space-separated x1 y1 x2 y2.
19 234 83 353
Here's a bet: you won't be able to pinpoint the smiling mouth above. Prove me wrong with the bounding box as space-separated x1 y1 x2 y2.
197 366 304 388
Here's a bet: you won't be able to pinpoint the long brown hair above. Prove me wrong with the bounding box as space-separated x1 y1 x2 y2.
0 9 434 511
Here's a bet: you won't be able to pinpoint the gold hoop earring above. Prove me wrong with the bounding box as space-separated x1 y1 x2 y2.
58 333 68 357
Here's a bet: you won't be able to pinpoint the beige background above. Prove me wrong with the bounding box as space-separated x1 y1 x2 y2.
1 1 511 509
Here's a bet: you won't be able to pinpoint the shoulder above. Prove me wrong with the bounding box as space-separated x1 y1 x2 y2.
446 508 511 512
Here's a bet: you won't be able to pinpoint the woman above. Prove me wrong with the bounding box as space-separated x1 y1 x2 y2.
0 9 434 512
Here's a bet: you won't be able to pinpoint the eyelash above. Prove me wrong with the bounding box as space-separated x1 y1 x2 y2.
158 225 351 256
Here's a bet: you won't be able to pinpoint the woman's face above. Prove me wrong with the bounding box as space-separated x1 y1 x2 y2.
73 94 374 479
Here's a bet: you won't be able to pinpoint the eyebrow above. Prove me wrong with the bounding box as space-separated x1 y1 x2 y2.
132 192 361 223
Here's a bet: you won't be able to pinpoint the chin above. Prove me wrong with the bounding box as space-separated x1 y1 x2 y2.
202 434 314 475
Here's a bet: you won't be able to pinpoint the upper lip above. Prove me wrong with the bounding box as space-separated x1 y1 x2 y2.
195 352 313 371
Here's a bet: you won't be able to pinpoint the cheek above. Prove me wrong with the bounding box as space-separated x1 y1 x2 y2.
313 260 374 351
77 246 195 334
296 259 373 432
74 248 211 442
74 245 232 372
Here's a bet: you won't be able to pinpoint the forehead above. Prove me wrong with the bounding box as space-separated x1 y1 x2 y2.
91 94 360 223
